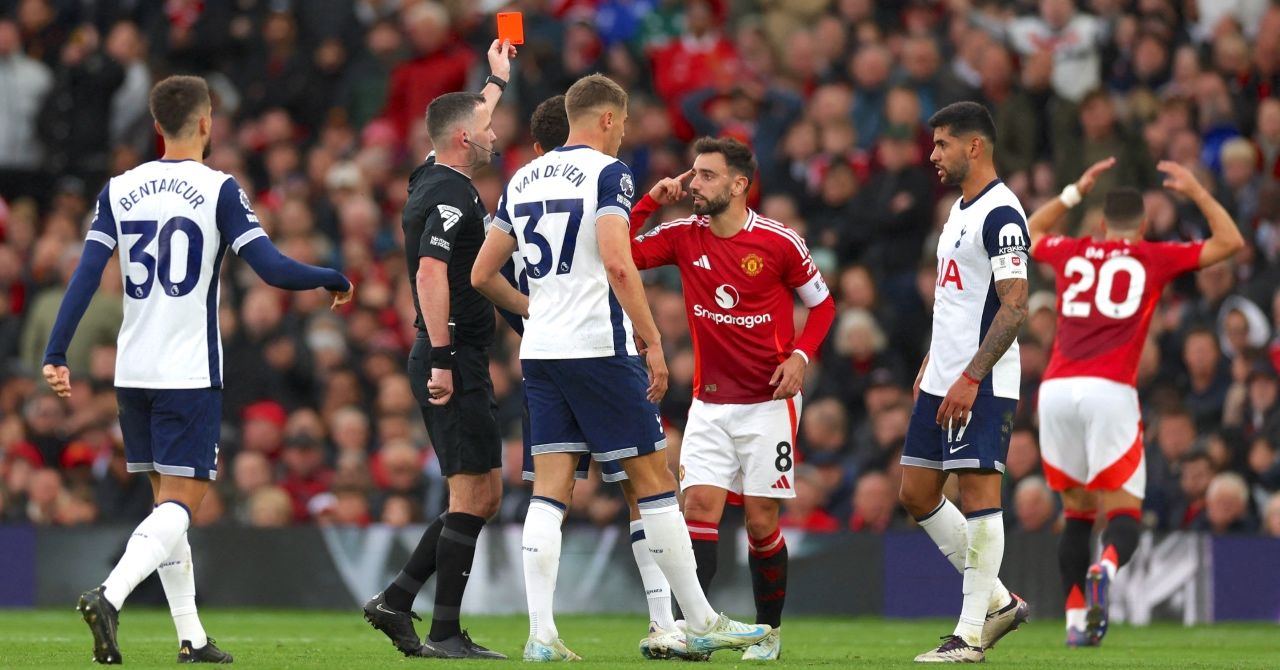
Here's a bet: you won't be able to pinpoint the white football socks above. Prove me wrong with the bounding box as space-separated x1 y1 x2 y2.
629 519 676 631
157 533 208 648
102 501 190 611
523 497 565 644
954 510 1005 647
1066 606 1087 631
918 497 1011 611
638 493 717 634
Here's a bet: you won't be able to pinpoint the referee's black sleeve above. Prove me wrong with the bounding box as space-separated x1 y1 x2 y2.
417 180 472 263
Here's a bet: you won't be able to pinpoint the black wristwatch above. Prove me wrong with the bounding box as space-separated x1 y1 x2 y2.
485 74 508 92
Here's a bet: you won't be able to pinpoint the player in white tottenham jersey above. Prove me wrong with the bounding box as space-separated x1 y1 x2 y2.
471 74 770 661
41 76 352 664
499 95 690 660
897 102 1030 663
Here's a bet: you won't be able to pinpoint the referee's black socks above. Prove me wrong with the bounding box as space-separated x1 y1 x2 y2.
385 513 446 612
429 512 487 642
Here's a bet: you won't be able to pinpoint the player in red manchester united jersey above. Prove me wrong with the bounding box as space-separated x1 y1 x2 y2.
628 137 836 660
1029 158 1243 648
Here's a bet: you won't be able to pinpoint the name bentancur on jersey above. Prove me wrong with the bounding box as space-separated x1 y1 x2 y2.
117 177 209 211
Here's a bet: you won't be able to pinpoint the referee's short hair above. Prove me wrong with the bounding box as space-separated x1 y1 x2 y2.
426 92 485 146
928 101 996 145
565 74 628 121
531 95 569 151
149 75 210 138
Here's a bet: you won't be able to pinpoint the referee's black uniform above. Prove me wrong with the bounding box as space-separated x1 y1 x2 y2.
402 156 501 475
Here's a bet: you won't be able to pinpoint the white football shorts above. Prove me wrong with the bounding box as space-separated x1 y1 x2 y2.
679 395 800 499
1038 377 1146 499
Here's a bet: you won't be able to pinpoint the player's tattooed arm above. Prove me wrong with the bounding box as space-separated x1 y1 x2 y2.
964 277 1028 381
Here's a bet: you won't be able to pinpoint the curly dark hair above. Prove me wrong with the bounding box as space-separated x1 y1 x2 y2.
531 95 569 151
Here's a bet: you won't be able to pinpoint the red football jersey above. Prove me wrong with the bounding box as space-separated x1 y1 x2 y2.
632 211 826 404
1032 235 1204 386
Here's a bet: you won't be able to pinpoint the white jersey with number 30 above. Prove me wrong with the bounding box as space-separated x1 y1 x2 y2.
91 159 264 389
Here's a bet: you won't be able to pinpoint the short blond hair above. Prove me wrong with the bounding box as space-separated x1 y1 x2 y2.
565 74 628 121
1220 138 1258 166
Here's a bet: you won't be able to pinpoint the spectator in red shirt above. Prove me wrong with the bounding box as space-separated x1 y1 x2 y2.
849 471 898 532
781 464 841 533
279 435 334 522
381 2 473 143
648 0 739 139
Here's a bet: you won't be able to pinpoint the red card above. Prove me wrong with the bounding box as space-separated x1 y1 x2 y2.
497 12 524 45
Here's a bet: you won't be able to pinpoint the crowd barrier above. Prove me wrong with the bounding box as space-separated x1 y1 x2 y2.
2 525 1275 622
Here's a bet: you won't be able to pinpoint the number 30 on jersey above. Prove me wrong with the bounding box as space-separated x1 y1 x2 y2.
121 217 204 299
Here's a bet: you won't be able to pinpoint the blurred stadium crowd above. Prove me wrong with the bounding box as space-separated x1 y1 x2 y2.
1 0 1279 539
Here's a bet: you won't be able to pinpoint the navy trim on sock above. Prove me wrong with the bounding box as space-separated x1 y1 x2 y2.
531 495 567 511
156 499 192 521
637 492 676 504
965 507 1002 519
630 529 645 542
916 498 947 523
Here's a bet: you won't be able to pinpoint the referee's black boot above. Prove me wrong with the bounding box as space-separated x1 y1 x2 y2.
362 592 424 657
420 630 507 659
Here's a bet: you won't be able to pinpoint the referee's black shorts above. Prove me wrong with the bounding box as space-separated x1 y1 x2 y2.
407 331 502 476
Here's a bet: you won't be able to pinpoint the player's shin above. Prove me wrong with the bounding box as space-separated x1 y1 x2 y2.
157 533 207 648
917 497 1010 610
638 492 718 633
630 520 677 631
747 528 787 628
385 513 445 611
1060 510 1095 630
523 496 566 644
1100 509 1141 578
954 509 1004 647
102 501 191 610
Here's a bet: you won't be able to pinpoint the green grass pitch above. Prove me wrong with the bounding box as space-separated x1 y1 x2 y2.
2 609 1275 668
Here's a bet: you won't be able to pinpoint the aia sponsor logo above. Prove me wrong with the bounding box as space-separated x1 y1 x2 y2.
937 257 964 290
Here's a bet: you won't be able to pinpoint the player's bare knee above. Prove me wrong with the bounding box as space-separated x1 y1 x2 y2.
743 498 780 539
1099 488 1141 512
621 453 675 497
898 485 934 519
1060 487 1095 512
156 475 209 512
956 472 1003 513
682 496 718 523
745 513 779 540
